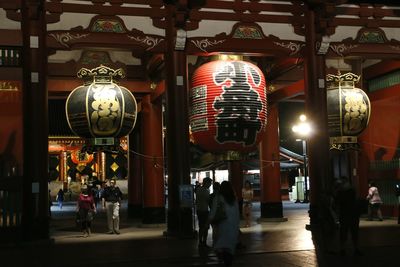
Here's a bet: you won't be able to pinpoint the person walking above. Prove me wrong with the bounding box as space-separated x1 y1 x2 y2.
335 176 362 256
209 182 221 246
195 177 212 248
56 188 65 209
77 184 96 237
241 180 254 227
102 178 123 234
396 183 400 224
48 190 52 218
209 181 240 266
366 181 383 221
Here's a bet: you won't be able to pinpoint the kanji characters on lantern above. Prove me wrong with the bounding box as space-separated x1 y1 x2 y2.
66 66 137 139
190 60 267 153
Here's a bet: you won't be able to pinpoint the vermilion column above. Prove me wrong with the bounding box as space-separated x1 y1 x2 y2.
303 6 330 227
141 95 165 224
127 117 143 218
60 151 67 189
259 104 284 220
164 41 193 237
229 160 243 204
357 150 370 198
21 0 49 240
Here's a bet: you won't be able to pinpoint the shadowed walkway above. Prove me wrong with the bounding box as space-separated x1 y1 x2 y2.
1 201 399 266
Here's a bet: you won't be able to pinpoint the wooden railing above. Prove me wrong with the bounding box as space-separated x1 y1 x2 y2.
0 46 22 67
370 159 400 170
0 176 22 241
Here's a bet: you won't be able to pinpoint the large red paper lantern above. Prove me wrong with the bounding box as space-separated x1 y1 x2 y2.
190 60 267 153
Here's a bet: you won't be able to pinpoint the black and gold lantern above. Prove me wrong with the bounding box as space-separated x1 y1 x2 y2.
66 66 137 148
326 72 371 150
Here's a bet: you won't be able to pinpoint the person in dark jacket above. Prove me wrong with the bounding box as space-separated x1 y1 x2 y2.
335 176 362 256
56 188 65 209
101 178 123 234
209 182 221 246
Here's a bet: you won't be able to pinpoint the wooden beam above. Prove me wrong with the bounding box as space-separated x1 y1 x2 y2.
0 29 22 46
47 78 153 95
47 62 146 80
45 1 166 17
369 83 400 102
268 79 304 104
363 60 400 80
151 80 165 103
267 58 303 81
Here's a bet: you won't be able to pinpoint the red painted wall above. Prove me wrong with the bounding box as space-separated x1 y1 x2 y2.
360 96 400 163
358 85 400 217
0 90 23 176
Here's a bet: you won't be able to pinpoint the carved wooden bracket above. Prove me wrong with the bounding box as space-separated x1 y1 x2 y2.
47 15 165 53
187 22 305 57
324 27 400 57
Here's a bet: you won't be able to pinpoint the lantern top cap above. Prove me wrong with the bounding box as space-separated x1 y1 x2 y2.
77 65 125 84
326 72 360 89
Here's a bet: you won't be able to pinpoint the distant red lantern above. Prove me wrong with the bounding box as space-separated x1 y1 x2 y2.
71 149 94 164
190 60 267 153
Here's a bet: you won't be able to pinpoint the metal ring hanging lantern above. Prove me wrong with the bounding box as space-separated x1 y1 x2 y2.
326 72 371 150
66 66 137 149
189 60 267 153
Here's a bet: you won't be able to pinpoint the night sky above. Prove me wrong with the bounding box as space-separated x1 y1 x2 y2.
278 101 305 155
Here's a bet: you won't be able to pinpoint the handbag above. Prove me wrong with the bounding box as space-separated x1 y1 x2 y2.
87 210 95 221
75 211 81 226
211 198 227 224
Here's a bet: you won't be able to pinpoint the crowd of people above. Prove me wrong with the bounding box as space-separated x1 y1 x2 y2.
51 178 123 238
50 173 397 264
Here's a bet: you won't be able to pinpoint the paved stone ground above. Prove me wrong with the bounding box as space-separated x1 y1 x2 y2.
1 201 399 267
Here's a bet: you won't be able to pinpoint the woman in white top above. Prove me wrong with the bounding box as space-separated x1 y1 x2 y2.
242 180 254 227
366 181 383 221
209 181 240 266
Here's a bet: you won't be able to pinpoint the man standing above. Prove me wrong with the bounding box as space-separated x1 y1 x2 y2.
102 178 123 234
195 177 212 248
335 176 362 256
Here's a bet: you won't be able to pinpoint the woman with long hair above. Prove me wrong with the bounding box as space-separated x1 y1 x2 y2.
209 181 240 266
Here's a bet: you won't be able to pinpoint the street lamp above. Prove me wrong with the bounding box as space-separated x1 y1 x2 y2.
292 114 311 203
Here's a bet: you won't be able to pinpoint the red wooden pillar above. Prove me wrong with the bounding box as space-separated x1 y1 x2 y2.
21 0 49 240
350 60 363 197
127 116 143 218
303 6 330 227
259 104 285 220
141 95 165 224
357 144 370 199
229 160 243 204
164 7 193 237
60 151 67 189
164 48 193 236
